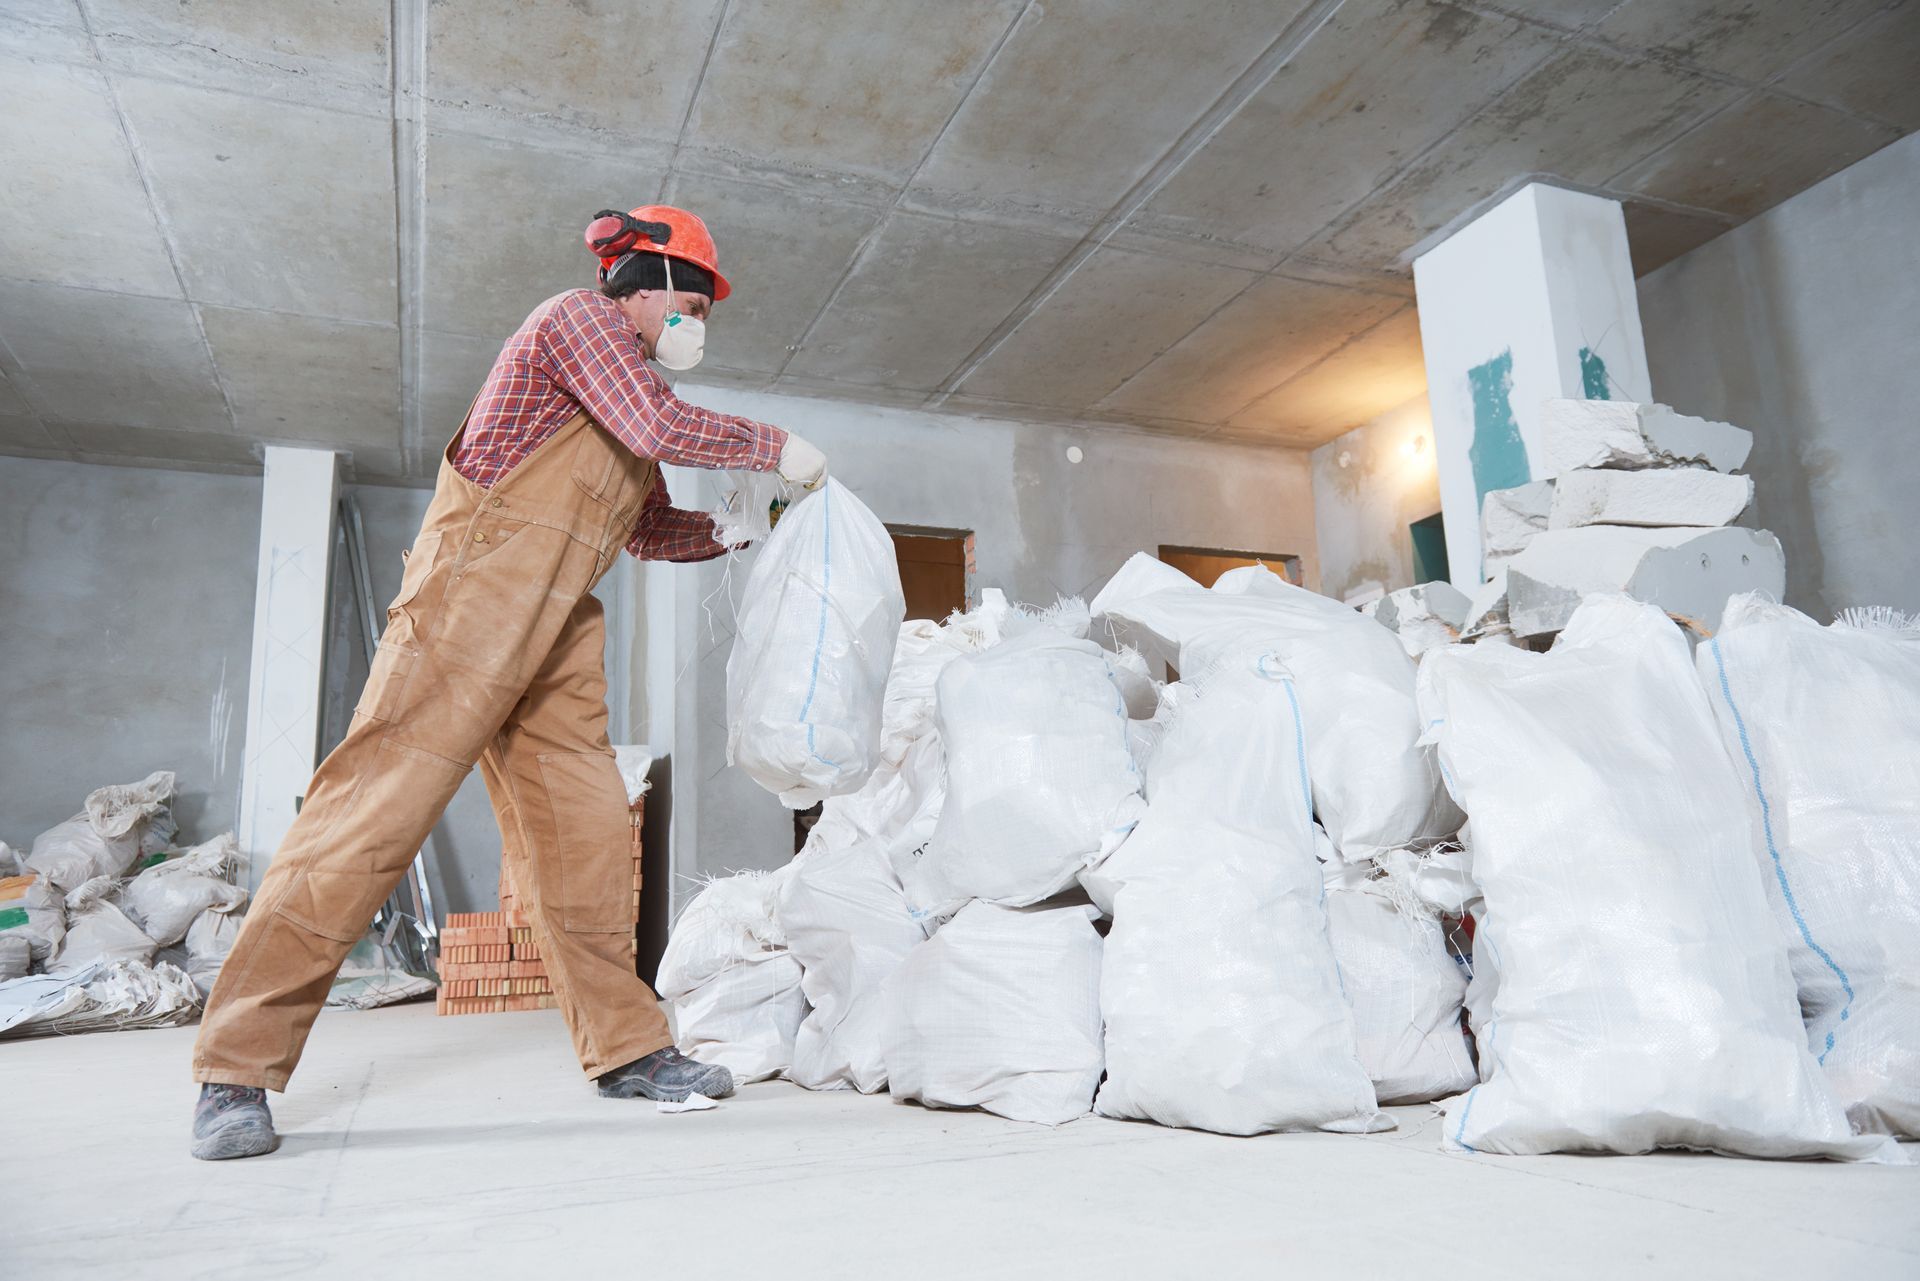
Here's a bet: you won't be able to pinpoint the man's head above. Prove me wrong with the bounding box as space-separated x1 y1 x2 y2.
584 205 729 369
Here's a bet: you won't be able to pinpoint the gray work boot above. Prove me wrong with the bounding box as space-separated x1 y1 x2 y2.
596 1047 735 1102
191 1083 279 1161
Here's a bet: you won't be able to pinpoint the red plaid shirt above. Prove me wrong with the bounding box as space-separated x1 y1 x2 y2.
451 289 787 561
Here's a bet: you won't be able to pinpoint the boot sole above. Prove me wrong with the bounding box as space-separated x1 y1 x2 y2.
191 1118 279 1161
598 1075 736 1103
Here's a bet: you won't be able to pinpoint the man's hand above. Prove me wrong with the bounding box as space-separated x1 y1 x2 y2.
777 432 828 490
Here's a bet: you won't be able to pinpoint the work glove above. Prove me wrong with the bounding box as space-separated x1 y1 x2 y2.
777 431 828 491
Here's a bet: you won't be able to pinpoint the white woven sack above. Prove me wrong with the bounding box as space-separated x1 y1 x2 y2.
1419 594 1896 1160
1091 554 1457 861
1698 594 1920 1137
656 869 804 1083
27 770 178 891
777 839 927 1092
1324 880 1475 1105
911 629 1144 911
727 480 905 808
1084 659 1381 1136
882 900 1104 1125
122 833 246 946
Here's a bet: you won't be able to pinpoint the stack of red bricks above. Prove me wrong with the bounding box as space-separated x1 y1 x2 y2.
436 797 645 1016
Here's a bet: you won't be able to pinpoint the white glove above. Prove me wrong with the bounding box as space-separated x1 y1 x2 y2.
777 431 827 490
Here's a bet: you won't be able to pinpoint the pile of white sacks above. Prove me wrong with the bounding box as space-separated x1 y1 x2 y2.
665 479 1916 1159
1 771 250 1037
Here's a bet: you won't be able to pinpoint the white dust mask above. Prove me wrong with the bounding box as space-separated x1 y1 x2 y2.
652 258 707 371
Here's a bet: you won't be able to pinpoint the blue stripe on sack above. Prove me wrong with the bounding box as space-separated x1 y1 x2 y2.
797 484 840 771
1281 675 1312 820
1452 930 1502 1154
1706 638 1854 1062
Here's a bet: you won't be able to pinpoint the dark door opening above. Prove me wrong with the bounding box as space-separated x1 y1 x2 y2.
1410 512 1450 585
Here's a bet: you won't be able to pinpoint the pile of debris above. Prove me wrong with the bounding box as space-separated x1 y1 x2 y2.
659 470 1915 1161
1 771 250 1038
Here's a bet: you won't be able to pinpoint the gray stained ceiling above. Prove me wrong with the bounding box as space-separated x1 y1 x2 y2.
1 0 1914 481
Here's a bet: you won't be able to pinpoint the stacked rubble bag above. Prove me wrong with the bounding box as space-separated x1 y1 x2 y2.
1 771 251 1038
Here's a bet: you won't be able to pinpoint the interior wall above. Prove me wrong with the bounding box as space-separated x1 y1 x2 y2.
1308 396 1441 605
651 384 1320 906
1637 134 1920 620
0 456 257 846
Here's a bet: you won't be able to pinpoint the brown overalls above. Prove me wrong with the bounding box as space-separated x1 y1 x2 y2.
194 410 674 1090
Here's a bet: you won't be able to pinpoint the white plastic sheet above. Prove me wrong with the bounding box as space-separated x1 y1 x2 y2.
1085 660 1381 1136
882 899 1105 1125
1698 594 1920 1138
727 480 906 808
1420 595 1894 1160
1092 554 1457 861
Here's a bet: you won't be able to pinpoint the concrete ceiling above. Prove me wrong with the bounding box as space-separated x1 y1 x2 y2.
1 0 1913 481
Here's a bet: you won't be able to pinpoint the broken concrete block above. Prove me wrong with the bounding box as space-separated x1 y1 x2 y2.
1541 399 1753 476
1371 581 1472 658
1548 467 1753 530
1482 479 1555 568
1460 566 1510 640
1505 526 1785 638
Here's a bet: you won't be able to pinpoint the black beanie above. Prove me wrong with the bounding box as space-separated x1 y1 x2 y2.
602 251 716 300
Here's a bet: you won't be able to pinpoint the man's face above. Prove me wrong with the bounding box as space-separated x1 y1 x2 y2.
630 287 711 358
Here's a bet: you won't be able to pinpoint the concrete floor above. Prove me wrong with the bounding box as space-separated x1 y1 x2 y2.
7 1004 1916 1279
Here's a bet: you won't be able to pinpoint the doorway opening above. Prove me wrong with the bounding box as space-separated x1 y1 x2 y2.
1158 545 1303 588
1409 512 1450 585
794 525 975 854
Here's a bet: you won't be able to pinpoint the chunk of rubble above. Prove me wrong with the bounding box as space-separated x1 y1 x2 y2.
1505 526 1785 638
1481 480 1555 569
1541 400 1753 476
1460 567 1511 642
1371 582 1472 658
1548 468 1753 530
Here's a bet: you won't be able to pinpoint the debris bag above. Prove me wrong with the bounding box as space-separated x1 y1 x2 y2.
184 904 243 996
727 479 906 808
882 899 1105 1125
1324 875 1476 1105
1084 660 1381 1136
0 935 29 981
122 833 247 946
26 770 177 891
1419 595 1895 1160
911 629 1145 911
49 877 157 975
777 839 928 1092
658 870 807 1083
0 872 65 963
1697 594 1920 1138
1092 554 1457 861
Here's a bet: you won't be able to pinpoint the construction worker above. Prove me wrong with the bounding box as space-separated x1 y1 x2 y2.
188 205 826 1160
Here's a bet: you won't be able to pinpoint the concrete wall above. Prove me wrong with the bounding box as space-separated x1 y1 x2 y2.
652 385 1319 903
1308 396 1441 605
0 456 257 845
1638 134 1920 619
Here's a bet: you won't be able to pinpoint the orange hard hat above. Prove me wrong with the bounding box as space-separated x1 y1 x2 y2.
584 204 732 301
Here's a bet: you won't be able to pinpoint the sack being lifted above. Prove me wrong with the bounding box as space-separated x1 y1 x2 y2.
1419 595 1896 1161
727 479 905 808
1698 594 1920 1138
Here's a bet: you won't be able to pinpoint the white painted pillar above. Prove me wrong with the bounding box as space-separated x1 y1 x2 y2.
1413 183 1651 588
238 446 340 890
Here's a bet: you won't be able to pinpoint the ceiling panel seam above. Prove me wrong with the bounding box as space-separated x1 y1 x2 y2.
770 0 1040 380
72 0 238 435
393 0 427 471
659 0 734 204
926 0 1351 406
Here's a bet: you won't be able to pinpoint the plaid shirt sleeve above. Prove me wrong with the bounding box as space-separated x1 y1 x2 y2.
625 475 731 562
542 292 787 471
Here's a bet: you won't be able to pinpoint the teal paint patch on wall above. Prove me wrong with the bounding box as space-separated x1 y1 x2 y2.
1468 350 1529 508
1580 346 1611 400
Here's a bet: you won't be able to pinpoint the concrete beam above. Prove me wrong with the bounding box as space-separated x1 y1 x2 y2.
1505 525 1784 638
1540 398 1753 475
1548 467 1754 529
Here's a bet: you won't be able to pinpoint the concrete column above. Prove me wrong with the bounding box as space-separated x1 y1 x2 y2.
237 446 340 890
1413 182 1651 588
